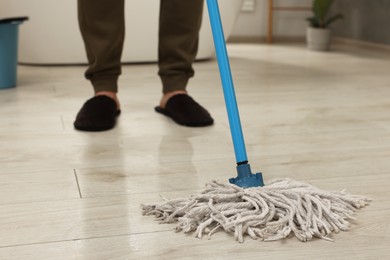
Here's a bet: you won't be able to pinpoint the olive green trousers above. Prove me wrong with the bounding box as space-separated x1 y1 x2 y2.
78 0 204 93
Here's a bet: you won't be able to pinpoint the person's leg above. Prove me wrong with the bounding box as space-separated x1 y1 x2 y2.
159 0 203 94
78 0 125 107
74 0 125 131
158 0 203 94
157 0 213 127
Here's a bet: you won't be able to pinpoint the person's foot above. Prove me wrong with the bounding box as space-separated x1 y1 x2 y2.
155 92 214 127
95 91 121 110
159 90 187 109
74 92 121 132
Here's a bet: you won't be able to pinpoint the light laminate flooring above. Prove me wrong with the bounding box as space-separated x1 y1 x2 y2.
0 43 389 259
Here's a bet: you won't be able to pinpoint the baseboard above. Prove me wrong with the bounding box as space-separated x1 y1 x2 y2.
228 35 390 51
333 37 390 51
228 36 264 43
228 36 306 44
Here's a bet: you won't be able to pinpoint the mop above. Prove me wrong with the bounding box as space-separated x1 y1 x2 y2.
142 0 369 242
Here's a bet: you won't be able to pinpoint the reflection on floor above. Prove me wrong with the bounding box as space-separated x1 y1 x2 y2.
0 43 389 259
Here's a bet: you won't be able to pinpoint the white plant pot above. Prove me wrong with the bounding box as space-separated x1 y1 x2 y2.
306 27 332 51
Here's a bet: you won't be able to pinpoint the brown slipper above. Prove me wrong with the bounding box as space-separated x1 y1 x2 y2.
74 96 120 131
155 94 214 127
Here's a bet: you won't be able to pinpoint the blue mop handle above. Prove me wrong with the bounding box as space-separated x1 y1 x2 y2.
207 0 248 164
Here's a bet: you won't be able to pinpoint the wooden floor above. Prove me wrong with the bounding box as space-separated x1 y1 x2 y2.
0 43 389 259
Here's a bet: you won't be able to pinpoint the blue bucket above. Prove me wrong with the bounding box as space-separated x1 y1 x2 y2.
0 17 28 89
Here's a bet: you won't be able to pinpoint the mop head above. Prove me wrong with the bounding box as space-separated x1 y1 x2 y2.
142 178 369 242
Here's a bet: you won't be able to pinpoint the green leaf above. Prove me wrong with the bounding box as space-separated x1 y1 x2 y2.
306 17 320 28
324 14 344 27
313 0 334 26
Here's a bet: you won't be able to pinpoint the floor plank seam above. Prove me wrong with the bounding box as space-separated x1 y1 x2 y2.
73 169 83 199
60 115 66 131
0 230 173 249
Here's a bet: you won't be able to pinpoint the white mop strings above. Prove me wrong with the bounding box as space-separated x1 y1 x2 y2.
142 178 370 243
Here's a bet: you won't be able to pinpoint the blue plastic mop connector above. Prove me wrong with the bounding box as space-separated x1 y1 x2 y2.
229 163 264 188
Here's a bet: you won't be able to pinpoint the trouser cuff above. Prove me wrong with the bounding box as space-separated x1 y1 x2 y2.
90 75 119 93
160 75 190 94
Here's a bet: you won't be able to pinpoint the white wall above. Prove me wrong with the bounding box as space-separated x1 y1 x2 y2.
231 0 312 39
0 0 242 64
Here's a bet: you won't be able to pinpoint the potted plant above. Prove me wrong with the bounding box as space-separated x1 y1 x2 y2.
306 0 343 51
